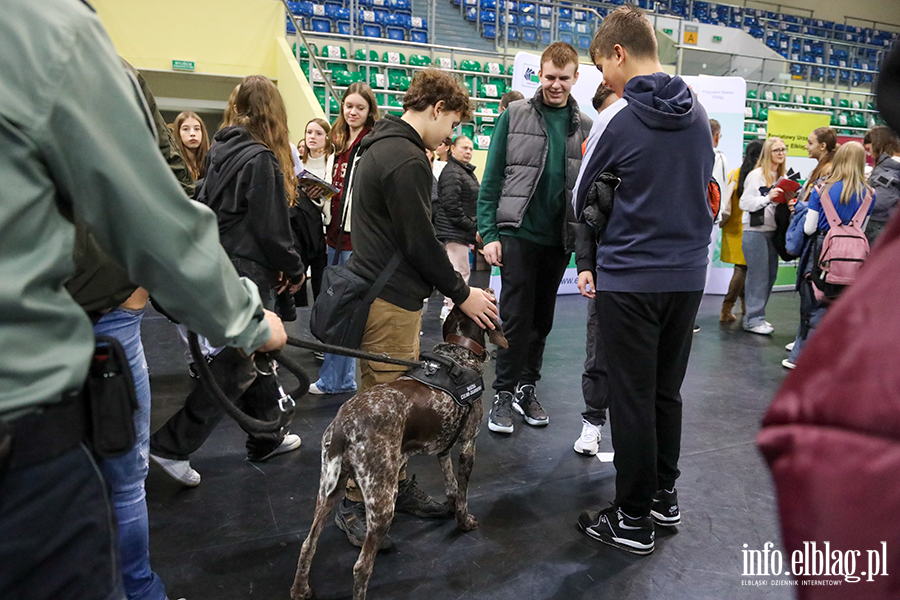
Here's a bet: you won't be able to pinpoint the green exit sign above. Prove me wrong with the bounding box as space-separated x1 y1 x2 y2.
172 60 195 72
712 35 723 42
663 28 673 35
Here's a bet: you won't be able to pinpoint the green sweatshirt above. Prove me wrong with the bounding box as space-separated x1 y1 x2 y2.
477 103 569 247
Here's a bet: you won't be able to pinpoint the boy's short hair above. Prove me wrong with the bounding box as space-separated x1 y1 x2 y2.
404 68 473 121
592 85 616 111
709 119 721 136
500 90 525 110
540 42 580 71
589 5 658 62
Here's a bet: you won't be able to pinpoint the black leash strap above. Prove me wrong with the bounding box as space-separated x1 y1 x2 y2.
188 332 298 434
285 335 423 368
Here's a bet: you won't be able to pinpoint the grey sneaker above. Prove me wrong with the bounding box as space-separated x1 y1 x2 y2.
513 384 549 426
334 498 393 551
150 454 200 487
488 391 515 434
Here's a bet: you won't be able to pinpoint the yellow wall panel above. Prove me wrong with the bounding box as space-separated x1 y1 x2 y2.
275 38 325 144
93 0 283 78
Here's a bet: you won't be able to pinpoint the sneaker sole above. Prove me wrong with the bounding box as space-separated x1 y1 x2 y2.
488 420 514 434
149 454 201 487
577 521 655 555
573 442 599 456
512 403 549 426
650 510 681 527
249 436 302 462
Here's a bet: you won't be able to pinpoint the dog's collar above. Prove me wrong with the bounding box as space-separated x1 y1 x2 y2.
446 334 485 357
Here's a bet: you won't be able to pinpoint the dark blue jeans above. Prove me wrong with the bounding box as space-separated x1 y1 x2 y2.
95 308 167 600
0 444 125 600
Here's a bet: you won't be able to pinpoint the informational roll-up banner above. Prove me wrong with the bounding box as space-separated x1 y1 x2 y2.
765 108 832 288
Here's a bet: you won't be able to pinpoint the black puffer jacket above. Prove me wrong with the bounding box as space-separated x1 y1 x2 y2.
435 154 479 245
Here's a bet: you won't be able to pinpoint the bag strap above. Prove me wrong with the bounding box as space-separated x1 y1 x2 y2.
361 249 403 306
204 145 269 212
851 186 874 225
817 183 841 228
332 143 365 265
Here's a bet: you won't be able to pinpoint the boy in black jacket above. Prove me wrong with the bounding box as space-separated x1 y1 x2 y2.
574 6 714 555
336 69 499 549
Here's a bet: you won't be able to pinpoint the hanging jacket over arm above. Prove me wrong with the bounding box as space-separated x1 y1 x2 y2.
435 154 479 245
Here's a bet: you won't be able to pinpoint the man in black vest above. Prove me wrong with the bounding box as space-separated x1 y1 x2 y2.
477 42 592 435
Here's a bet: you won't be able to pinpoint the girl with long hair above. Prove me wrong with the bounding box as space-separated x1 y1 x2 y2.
292 118 335 308
718 139 763 322
149 75 305 473
174 111 209 181
309 83 379 396
863 125 900 244
784 142 874 367
799 127 837 203
739 137 787 335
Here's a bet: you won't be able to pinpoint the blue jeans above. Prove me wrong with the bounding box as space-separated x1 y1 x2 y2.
742 230 779 329
95 308 167 600
315 246 357 393
788 280 828 364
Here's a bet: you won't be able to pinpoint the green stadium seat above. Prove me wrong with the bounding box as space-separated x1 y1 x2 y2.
464 75 479 95
293 43 311 59
475 132 491 150
460 60 482 72
777 93 790 103
483 62 504 75
867 102 876 111
388 95 403 116
369 71 388 89
435 57 456 70
832 111 849 126
757 106 769 121
745 105 757 120
823 97 835 107
808 96 823 106
479 82 502 98
355 49 379 62
322 45 347 59
408 55 431 67
459 123 476 138
792 94 806 105
850 113 866 128
389 72 411 91
507 64 514 75
746 89 758 100
375 93 387 107
387 66 409 78
476 104 498 126
838 99 850 108
326 62 349 73
480 124 494 137
382 51 406 65
332 70 356 86
850 100 863 109
761 91 776 101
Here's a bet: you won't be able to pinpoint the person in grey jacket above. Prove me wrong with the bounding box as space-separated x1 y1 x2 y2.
436 135 479 320
863 125 900 245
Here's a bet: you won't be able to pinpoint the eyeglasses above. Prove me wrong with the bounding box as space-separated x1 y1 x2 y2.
772 148 787 153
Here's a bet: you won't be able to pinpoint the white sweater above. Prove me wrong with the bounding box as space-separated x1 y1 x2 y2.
739 168 777 232
302 153 335 225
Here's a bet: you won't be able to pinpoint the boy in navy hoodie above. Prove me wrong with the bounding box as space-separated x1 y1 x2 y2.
573 6 714 555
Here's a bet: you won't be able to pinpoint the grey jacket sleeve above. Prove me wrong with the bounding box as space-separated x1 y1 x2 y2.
39 14 270 353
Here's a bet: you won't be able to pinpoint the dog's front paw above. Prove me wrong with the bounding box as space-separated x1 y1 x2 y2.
290 583 314 599
457 513 479 531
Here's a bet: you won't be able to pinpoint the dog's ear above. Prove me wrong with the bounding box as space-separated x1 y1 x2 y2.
487 319 508 349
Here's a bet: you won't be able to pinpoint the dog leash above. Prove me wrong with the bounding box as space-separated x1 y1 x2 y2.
285 335 425 369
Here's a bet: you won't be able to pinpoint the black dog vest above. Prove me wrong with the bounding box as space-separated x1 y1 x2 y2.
405 352 484 407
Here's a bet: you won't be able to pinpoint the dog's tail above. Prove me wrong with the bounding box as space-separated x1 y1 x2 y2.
319 423 346 498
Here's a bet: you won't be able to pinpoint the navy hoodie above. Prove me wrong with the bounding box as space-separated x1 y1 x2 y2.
573 73 714 292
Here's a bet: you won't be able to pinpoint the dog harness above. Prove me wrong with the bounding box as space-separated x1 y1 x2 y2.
405 352 484 407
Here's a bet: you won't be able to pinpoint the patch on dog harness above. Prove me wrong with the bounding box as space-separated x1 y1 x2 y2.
405 352 484 407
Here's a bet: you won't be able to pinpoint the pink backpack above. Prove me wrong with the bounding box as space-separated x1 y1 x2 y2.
810 183 874 302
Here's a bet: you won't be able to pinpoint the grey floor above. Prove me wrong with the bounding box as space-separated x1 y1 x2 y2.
143 281 799 600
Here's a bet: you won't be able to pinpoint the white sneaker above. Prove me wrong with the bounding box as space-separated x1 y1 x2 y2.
782 358 797 370
785 341 795 351
574 420 602 456
308 382 326 395
744 322 774 335
248 434 302 462
439 305 451 323
150 454 201 487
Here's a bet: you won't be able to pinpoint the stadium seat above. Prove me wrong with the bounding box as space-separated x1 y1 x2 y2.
408 55 431 67
522 27 537 43
460 60 482 72
386 27 405 40
479 82 503 98
808 96 823 106
559 31 574 45
578 35 591 51
363 24 382 37
475 133 492 150
464 75 479 95
483 24 497 39
389 73 411 91
388 95 403 116
382 52 406 64
777 93 790 103
746 89 757 99
411 29 427 43
483 62 503 75
322 45 347 59
460 123 476 138
435 57 456 70
355 49 379 62
757 106 768 121
332 70 356 86
369 71 388 89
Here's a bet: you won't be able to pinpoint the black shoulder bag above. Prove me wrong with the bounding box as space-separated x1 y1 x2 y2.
309 143 402 348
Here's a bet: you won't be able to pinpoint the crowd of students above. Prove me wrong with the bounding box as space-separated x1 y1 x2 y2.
4 1 899 599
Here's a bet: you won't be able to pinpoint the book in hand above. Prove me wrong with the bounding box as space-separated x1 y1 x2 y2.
772 168 802 202
298 170 340 199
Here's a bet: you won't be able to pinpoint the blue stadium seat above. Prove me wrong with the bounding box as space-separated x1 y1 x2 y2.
286 17 297 34
559 31 573 45
373 8 389 24
500 12 517 25
411 29 427 43
578 35 591 50
311 18 331 33
540 29 550 44
522 27 537 43
505 25 518 41
465 7 477 21
338 21 351 35
363 24 382 37
558 21 573 33
482 23 496 39
387 26 405 40
480 0 497 8
519 2 535 13
573 10 587 21
410 16 427 29
481 11 496 24
520 14 535 28
558 8 572 19
287 2 303 16
538 4 551 16
575 22 590 35
390 0 412 14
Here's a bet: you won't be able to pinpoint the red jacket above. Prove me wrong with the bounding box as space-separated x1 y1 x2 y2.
757 214 900 597
326 128 371 252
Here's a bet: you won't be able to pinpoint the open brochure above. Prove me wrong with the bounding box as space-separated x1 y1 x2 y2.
773 168 803 198
298 170 340 200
